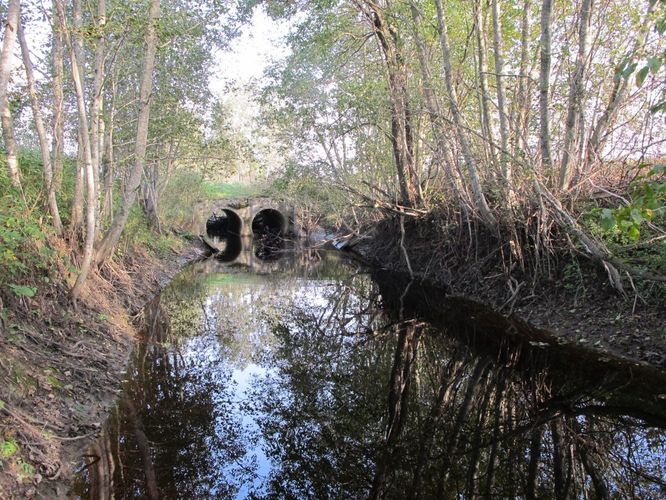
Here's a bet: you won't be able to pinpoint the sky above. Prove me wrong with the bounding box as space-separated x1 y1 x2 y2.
207 7 293 178
210 7 291 97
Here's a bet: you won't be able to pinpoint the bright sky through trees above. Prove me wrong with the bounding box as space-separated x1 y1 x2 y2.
210 7 289 94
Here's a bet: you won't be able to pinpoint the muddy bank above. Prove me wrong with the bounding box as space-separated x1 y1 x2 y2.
0 240 207 498
352 216 666 369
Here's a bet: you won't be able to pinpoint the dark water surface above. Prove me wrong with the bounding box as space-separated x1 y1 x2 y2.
71 243 666 498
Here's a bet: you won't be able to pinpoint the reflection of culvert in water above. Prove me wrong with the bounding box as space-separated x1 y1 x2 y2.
206 209 242 238
251 209 286 237
216 236 242 262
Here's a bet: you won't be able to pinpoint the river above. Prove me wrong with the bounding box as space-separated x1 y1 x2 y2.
70 240 666 498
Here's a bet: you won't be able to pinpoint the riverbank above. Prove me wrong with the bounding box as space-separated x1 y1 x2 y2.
0 238 207 498
352 214 666 369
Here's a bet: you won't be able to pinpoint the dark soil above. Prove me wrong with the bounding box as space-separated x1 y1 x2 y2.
353 215 666 370
0 240 208 498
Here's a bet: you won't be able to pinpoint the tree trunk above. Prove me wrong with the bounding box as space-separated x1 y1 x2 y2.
512 0 532 157
559 0 592 190
539 0 553 171
68 0 86 236
474 0 497 166
55 0 97 301
0 0 22 190
357 0 422 208
491 0 511 188
90 0 106 223
17 20 63 234
51 3 65 193
434 0 497 230
101 71 117 222
70 129 85 235
408 2 464 203
141 159 161 231
96 0 161 264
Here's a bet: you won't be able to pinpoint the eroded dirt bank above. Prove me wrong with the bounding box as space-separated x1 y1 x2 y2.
352 216 666 369
0 240 207 498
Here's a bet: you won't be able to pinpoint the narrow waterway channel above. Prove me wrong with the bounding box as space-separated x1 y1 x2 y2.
70 241 666 498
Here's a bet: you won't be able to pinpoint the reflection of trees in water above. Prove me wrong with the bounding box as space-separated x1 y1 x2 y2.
253 282 666 499
71 289 253 498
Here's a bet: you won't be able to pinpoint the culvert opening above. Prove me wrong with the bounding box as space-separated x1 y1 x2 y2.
251 209 285 238
206 209 242 238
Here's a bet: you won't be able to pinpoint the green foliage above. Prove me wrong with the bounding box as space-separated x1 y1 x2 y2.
0 151 56 288
599 164 666 241
8 284 37 298
16 459 34 481
119 205 181 258
159 170 207 228
202 182 262 199
0 439 18 460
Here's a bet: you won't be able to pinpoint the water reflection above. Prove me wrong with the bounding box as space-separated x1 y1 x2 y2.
70 250 666 499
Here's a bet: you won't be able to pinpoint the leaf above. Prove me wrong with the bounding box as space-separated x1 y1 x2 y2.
0 439 18 459
600 209 616 230
628 225 641 241
636 66 650 87
621 61 637 77
648 56 662 74
651 164 666 175
8 284 37 298
630 208 644 224
657 17 666 35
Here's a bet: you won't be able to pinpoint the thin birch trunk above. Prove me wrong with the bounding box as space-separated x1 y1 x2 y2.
101 111 115 221
409 2 464 202
434 0 497 230
51 4 65 193
101 69 117 222
474 0 497 165
96 0 161 264
18 20 63 234
0 0 22 190
55 0 97 301
559 0 592 190
491 0 511 187
90 0 106 222
68 0 86 235
70 130 85 234
512 0 532 156
539 0 553 171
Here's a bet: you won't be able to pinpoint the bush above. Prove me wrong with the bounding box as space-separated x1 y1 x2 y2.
0 151 57 289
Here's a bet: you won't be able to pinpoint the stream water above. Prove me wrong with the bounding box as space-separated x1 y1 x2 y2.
70 241 666 498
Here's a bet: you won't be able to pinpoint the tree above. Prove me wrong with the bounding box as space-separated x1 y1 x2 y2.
95 0 161 265
434 0 497 229
0 0 22 190
17 18 63 234
539 0 553 171
55 0 97 301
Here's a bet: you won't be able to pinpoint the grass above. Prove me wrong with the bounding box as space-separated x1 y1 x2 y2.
202 181 264 199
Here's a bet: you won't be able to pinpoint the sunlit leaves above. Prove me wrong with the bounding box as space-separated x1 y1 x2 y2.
599 164 666 241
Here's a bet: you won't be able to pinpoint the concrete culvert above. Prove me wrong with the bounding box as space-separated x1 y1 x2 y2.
251 209 286 238
206 209 242 238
